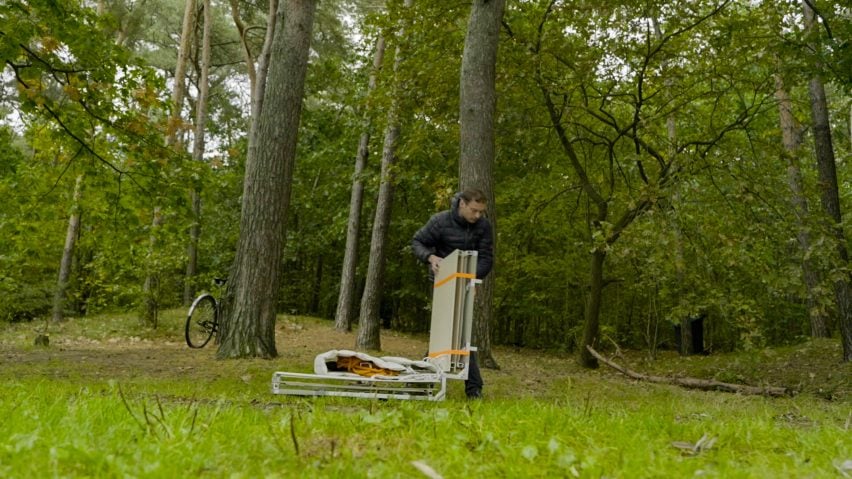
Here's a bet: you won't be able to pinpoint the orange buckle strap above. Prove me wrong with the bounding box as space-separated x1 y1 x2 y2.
433 272 476 288
427 349 470 358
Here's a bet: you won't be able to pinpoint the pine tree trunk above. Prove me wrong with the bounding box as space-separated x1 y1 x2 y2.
248 0 279 159
228 0 257 94
335 35 385 332
355 0 413 351
458 0 505 369
217 0 316 359
145 0 196 325
355 120 399 351
167 0 195 147
184 0 212 305
52 174 84 323
146 0 194 321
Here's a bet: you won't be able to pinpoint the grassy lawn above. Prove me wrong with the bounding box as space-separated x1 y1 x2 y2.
0 311 849 478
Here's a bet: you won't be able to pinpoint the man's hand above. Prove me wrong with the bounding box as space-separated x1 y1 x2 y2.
428 254 442 274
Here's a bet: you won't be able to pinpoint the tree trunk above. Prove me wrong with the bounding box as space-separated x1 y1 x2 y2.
355 125 397 351
184 0 212 305
775 72 828 338
217 0 316 359
458 0 505 369
52 174 84 323
803 1 852 361
145 0 194 322
578 245 606 368
356 0 413 351
653 17 695 356
145 0 196 325
310 254 323 314
228 0 257 96
335 35 385 332
141 207 163 328
248 0 279 160
167 0 195 147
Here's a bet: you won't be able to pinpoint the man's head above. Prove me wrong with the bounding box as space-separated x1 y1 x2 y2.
458 188 488 224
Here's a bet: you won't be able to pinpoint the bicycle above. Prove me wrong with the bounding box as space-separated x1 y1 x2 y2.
185 278 226 348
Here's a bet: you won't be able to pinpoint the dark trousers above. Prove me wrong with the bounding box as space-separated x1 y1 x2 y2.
465 351 483 396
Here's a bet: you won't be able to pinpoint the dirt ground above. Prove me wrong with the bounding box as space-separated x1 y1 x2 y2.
0 317 577 398
1 316 848 402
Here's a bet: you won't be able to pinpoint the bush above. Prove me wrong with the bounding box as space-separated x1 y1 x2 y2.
0 279 52 322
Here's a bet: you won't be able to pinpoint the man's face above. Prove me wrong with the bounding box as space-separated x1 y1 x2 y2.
459 199 486 224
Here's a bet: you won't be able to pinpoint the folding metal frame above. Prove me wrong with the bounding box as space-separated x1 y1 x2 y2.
271 371 448 401
427 249 479 380
270 249 479 401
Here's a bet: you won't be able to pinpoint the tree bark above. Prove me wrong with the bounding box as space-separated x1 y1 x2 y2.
167 0 195 147
52 174 84 323
355 124 397 351
335 35 385 332
228 0 257 96
803 1 852 361
145 0 194 322
141 207 162 328
774 72 827 338
458 0 505 369
145 0 197 324
248 0 279 159
184 0 212 305
653 17 696 356
356 0 413 351
218 0 316 359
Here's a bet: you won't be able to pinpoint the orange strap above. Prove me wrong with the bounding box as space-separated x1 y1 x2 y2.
433 272 476 288
335 356 400 377
427 349 470 358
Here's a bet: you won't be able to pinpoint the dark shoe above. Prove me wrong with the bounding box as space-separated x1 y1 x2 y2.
466 390 483 400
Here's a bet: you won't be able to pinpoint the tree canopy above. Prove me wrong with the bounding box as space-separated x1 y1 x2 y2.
1 0 850 361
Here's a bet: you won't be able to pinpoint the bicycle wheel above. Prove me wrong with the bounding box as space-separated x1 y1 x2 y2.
186 294 217 348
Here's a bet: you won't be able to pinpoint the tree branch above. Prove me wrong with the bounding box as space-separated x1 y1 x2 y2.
586 345 792 397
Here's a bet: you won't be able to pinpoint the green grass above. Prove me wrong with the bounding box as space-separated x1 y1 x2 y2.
0 312 849 478
1 381 848 478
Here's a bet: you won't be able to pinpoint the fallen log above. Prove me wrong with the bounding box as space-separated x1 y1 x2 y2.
586 346 792 397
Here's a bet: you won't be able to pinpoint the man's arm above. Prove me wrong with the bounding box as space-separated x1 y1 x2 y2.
411 214 440 263
476 220 494 279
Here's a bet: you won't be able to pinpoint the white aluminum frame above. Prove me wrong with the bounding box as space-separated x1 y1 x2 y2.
270 250 478 401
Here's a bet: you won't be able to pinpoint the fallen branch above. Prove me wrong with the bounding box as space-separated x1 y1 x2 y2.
586 346 792 397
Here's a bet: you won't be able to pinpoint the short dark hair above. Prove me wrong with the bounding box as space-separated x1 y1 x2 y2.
460 188 487 203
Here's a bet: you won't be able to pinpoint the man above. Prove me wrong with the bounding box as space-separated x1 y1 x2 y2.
411 188 494 399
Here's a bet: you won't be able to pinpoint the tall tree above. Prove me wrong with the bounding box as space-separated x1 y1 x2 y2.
356 0 413 351
525 0 764 367
218 0 317 359
775 72 827 338
145 0 197 321
652 16 693 356
183 0 213 305
458 0 505 368
335 35 386 332
169 0 196 149
51 174 84 323
801 0 851 361
231 0 279 154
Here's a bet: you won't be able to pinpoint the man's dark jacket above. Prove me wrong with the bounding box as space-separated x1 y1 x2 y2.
411 194 494 279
